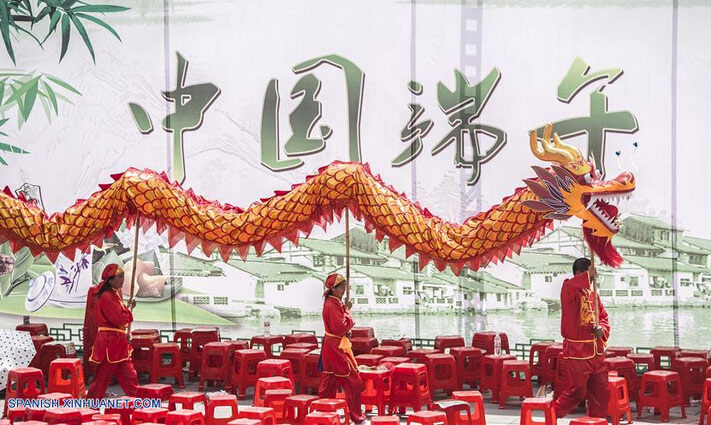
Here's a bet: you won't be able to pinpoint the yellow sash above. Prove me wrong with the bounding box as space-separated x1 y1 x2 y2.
98 327 128 334
325 332 359 371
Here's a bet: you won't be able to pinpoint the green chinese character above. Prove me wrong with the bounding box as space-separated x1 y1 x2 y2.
433 69 506 185
261 54 364 171
536 57 638 178
129 52 220 184
392 81 434 167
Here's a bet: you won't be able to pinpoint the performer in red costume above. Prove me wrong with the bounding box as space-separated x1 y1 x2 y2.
82 284 101 376
86 264 139 398
552 258 610 418
319 273 365 424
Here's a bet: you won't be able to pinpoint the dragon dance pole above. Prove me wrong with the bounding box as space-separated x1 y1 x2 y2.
127 216 140 335
345 210 350 304
587 240 599 328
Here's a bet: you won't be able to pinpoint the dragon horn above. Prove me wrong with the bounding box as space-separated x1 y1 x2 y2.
530 123 577 164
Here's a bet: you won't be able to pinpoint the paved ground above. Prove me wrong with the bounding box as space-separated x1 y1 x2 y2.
1 377 701 424
113 378 703 425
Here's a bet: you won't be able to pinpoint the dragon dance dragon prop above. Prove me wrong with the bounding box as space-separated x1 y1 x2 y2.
0 124 634 275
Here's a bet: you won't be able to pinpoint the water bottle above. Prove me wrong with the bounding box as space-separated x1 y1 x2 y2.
263 320 271 337
494 333 501 356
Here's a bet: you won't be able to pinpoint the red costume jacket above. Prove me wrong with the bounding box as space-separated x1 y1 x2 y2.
89 288 134 364
321 296 358 377
560 271 610 360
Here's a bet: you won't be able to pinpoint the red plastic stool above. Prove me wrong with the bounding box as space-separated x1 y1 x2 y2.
519 398 556 425
30 335 54 366
680 350 710 363
302 354 322 395
283 395 318 425
7 407 28 423
627 353 655 375
150 343 185 388
452 390 486 425
700 378 711 425
569 417 608 425
472 332 509 356
237 407 276 425
48 358 85 398
45 409 82 425
480 354 516 403
132 329 160 338
227 340 251 354
303 413 338 425
79 409 100 422
251 335 284 359
132 408 169 425
605 357 638 407
554 355 570 401
29 392 68 420
369 416 399 425
434 336 465 353
4 367 45 417
372 346 407 358
499 360 533 409
406 411 446 425
637 370 687 422
408 349 439 364
607 347 634 358
280 349 310 393
105 397 139 425
350 327 374 338
37 342 68 377
354 354 383 367
169 392 208 413
254 377 294 407
206 394 239 425
425 353 459 396
379 357 411 367
350 337 378 356
672 357 707 405
381 338 413 353
132 334 159 377
528 342 554 383
189 327 221 381
136 383 174 401
173 328 194 368
234 349 268 399
283 334 318 347
540 344 563 386
450 347 484 390
263 390 292 421
309 399 349 425
256 359 294 382
650 346 681 370
607 376 632 425
285 343 318 352
17 323 49 336
360 369 391 415
389 363 431 414
707 366 711 378
200 342 232 391
228 420 261 425
92 414 124 425
432 399 474 425
166 410 206 425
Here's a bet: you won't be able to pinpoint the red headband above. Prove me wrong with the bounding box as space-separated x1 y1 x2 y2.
101 263 123 281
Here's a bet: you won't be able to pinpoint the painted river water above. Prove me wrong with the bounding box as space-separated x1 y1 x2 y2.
228 307 711 349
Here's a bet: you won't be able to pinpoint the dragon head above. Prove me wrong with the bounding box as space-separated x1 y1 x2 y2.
522 124 635 267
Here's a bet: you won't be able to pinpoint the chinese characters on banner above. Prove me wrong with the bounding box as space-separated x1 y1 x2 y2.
129 56 637 185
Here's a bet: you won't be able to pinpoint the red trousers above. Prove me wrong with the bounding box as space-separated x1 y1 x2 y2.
553 355 609 418
87 359 139 399
318 372 365 422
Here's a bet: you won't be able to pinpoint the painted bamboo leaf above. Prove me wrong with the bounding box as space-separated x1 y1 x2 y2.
128 103 154 134
60 13 70 61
